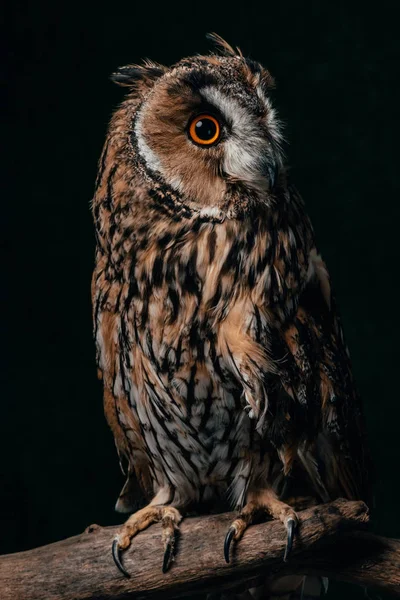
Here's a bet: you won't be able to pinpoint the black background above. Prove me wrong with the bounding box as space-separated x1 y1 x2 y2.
3 2 400 598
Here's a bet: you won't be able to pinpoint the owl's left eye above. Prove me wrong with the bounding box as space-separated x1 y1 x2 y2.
188 114 221 146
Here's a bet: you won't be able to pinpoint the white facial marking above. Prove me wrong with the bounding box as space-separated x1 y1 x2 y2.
134 109 163 174
256 86 283 142
135 109 184 193
198 206 225 221
201 86 280 192
169 176 184 193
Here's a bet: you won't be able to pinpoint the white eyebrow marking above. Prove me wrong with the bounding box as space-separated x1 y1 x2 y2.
201 86 282 192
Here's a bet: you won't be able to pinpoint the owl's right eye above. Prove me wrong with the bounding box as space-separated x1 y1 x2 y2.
188 114 221 146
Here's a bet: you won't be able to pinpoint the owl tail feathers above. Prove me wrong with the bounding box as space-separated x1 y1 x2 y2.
115 477 135 514
115 473 147 514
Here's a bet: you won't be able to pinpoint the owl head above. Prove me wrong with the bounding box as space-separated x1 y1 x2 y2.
110 35 283 214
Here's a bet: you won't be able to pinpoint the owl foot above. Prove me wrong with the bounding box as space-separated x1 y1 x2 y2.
224 489 298 564
112 504 182 577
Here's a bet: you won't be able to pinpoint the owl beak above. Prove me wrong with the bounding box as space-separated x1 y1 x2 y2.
260 158 278 190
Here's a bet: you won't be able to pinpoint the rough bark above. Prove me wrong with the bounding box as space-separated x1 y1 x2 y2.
0 499 399 600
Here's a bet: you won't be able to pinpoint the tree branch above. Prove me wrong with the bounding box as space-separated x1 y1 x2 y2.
1 499 399 600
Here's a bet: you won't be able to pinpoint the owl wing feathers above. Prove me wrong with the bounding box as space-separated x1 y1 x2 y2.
92 256 153 512
270 255 370 503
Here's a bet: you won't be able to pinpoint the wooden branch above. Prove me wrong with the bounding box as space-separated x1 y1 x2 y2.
1 499 399 600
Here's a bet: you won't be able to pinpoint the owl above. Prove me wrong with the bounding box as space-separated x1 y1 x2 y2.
91 34 370 580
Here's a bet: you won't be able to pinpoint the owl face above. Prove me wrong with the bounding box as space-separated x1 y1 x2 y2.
113 41 283 210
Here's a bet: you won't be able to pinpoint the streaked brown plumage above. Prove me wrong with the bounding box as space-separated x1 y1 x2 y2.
91 34 370 588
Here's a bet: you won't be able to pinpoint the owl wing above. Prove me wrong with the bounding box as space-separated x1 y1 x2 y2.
271 252 371 503
92 251 152 512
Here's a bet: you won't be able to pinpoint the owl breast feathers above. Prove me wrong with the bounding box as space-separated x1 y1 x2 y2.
92 36 369 521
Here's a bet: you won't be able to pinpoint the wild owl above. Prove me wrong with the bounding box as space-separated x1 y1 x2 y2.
91 34 370 582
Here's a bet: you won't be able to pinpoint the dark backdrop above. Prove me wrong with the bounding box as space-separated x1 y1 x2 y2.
3 3 399 599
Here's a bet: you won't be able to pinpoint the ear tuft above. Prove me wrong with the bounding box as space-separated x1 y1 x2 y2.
206 32 242 58
111 60 166 88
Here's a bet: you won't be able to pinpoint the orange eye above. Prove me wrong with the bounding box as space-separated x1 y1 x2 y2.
188 114 220 146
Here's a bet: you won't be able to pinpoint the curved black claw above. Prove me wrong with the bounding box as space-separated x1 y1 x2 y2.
283 518 296 562
112 539 131 578
224 527 236 564
162 541 173 573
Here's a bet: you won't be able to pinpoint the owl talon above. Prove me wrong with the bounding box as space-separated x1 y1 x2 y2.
162 541 173 573
283 518 296 562
224 527 236 563
112 539 131 578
